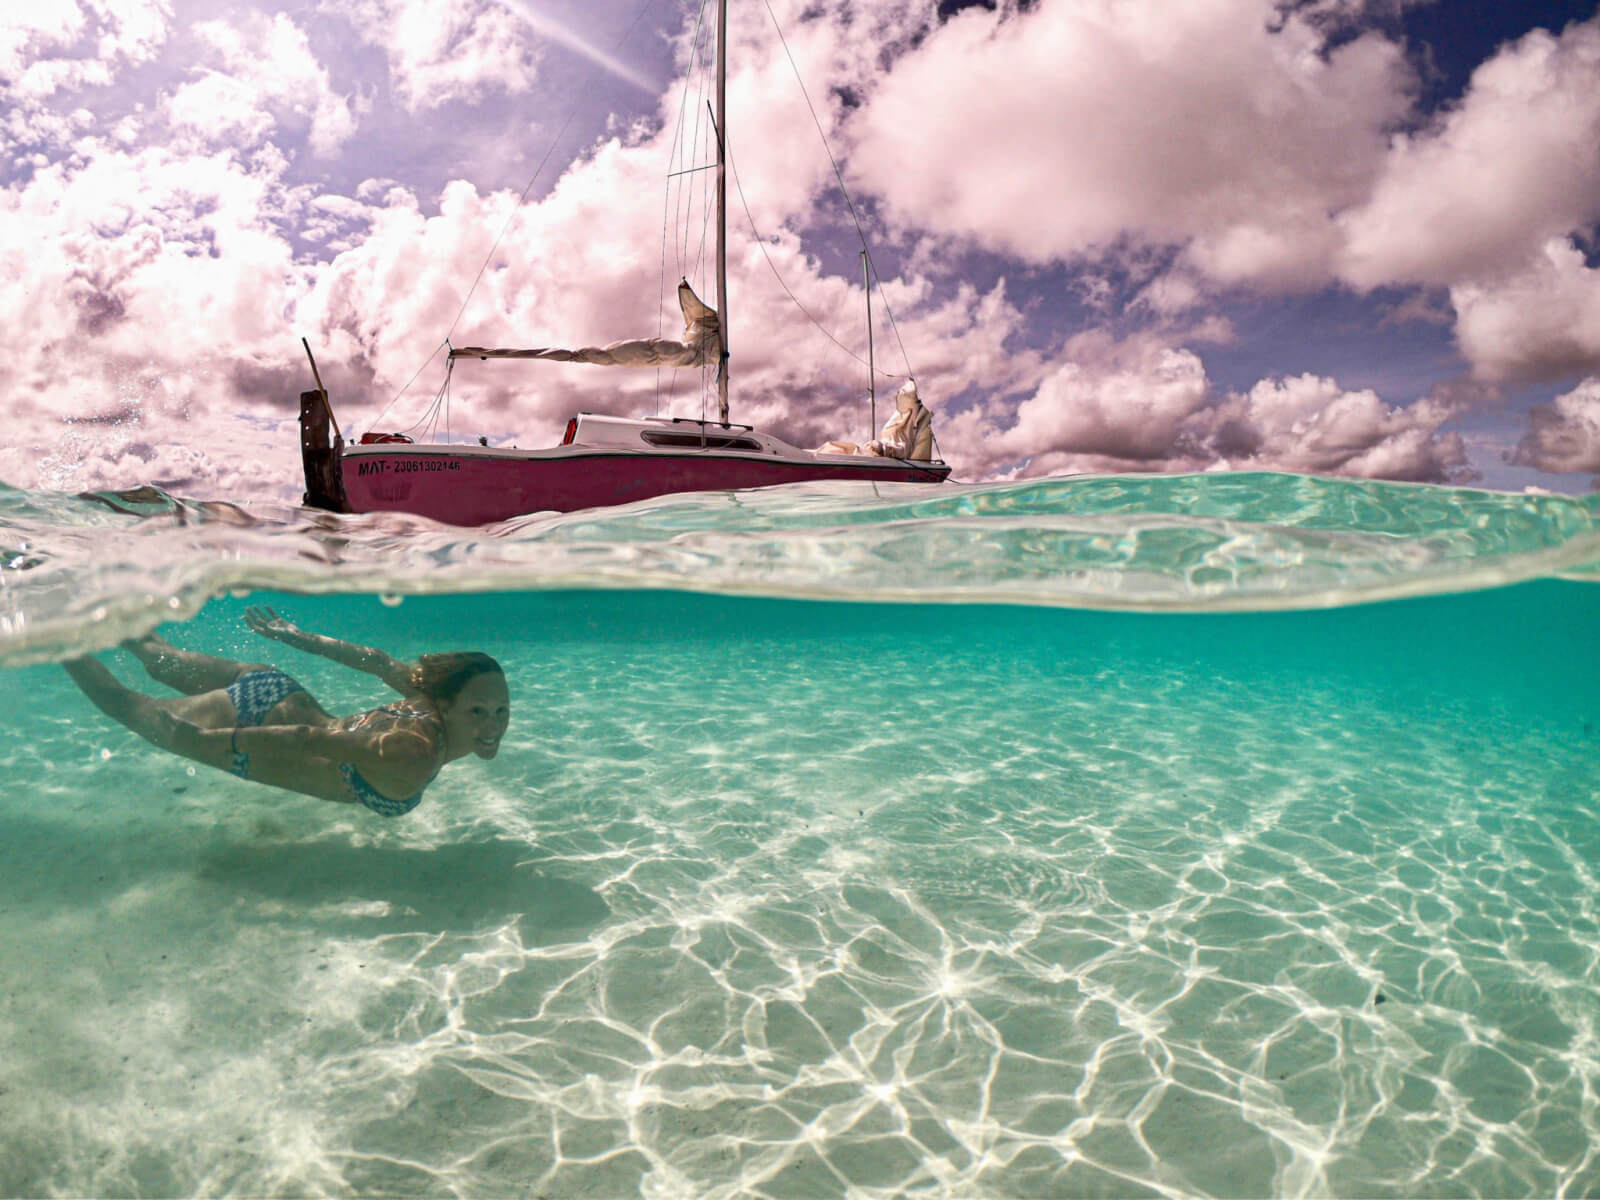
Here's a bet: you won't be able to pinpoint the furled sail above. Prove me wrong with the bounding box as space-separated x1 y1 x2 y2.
450 279 720 368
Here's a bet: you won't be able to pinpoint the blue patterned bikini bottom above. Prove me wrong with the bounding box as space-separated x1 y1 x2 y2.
226 669 306 726
225 669 306 778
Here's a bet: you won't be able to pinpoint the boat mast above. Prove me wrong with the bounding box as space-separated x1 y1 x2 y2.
862 250 875 436
714 0 730 424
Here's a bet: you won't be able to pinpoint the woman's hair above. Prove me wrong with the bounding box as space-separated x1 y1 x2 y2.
410 652 503 706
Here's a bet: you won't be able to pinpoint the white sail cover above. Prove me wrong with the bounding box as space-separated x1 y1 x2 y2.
451 279 720 368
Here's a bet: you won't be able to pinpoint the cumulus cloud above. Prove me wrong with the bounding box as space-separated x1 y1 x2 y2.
1451 237 1600 384
847 0 1412 285
0 1 169 97
945 333 1469 483
1509 377 1600 474
344 0 543 111
1337 17 1600 290
986 333 1212 470
165 14 356 155
1202 372 1468 481
846 0 1599 308
1 0 171 161
844 0 1600 392
164 72 276 149
0 140 311 499
0 0 1588 500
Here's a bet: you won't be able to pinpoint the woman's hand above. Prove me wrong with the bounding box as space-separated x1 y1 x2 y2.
245 605 300 643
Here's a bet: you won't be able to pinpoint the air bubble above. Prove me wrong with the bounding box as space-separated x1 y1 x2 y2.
100 748 112 760
380 594 404 608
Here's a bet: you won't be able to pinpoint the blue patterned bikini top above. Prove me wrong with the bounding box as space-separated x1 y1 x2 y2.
340 703 443 818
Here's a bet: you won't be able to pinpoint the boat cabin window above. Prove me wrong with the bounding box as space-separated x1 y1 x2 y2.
640 430 763 452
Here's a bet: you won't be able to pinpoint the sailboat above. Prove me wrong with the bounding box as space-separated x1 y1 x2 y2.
298 0 951 527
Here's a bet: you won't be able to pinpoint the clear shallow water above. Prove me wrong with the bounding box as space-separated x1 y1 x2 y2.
2 474 1599 1197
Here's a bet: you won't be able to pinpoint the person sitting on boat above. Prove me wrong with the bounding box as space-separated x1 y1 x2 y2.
818 379 934 459
62 607 510 818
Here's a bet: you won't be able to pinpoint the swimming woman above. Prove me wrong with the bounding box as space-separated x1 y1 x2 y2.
63 606 510 817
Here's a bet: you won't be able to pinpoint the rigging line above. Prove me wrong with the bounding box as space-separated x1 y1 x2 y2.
681 2 707 272
659 0 714 418
447 0 659 344
656 176 670 416
762 0 916 380
370 0 660 431
660 18 714 419
401 353 455 441
677 23 712 272
365 340 449 433
678 96 713 316
686 81 713 272
698 109 715 278
726 141 891 377
697 115 713 428
422 373 448 440
673 1 711 277
862 245 914 379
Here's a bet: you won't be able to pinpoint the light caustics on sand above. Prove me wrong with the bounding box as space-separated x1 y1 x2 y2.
6 636 1598 1197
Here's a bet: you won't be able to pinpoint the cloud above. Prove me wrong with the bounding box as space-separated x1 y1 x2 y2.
0 139 311 500
846 0 1599 307
988 333 1212 468
166 14 357 156
164 71 277 149
344 0 544 111
846 0 1412 285
1450 237 1600 385
0 1 170 98
1 0 171 163
1337 17 1600 291
843 0 1600 395
1509 377 1600 474
944 331 1469 483
1203 372 1468 481
0 0 1578 501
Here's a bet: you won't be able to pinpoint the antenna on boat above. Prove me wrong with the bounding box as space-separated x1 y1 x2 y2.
861 249 876 435
714 0 730 425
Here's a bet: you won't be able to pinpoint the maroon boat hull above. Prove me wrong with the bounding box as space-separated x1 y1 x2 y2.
339 446 951 525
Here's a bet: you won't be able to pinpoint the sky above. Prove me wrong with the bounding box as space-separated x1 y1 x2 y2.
3 0 1599 502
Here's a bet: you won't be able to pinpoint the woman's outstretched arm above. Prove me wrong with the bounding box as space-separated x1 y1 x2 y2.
244 606 416 694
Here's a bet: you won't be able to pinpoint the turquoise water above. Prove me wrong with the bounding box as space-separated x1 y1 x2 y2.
2 474 1600 1196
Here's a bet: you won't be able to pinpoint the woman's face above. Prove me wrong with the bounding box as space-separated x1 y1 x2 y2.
443 671 511 759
